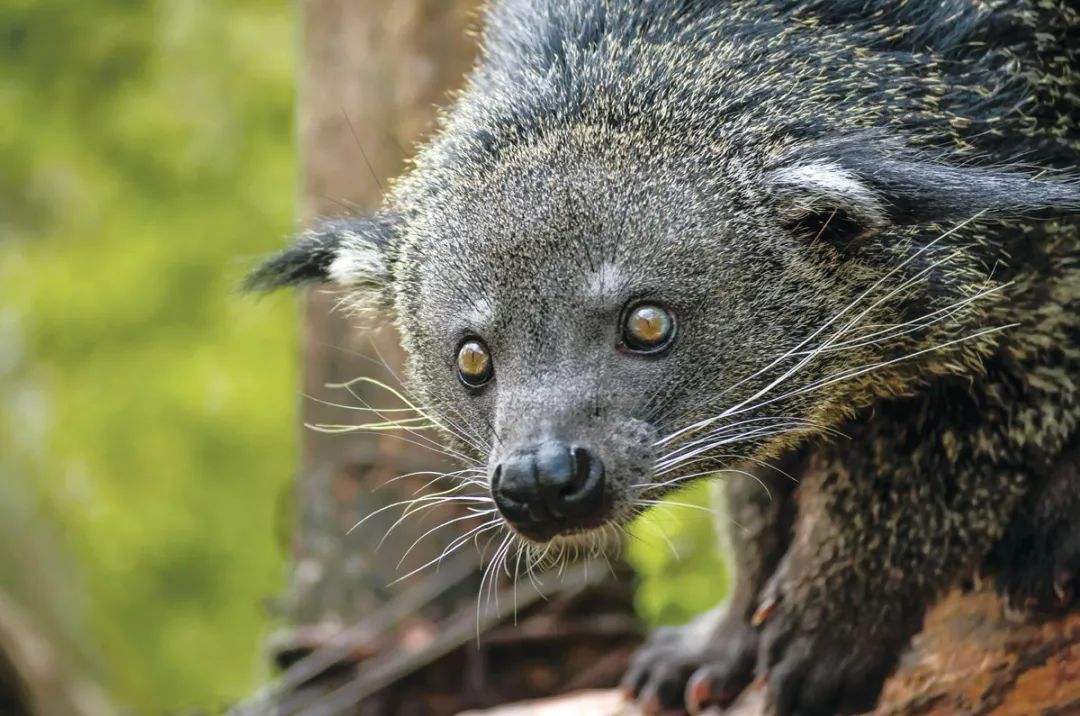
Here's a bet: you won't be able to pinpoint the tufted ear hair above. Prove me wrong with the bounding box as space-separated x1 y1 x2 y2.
767 134 1080 245
245 214 399 306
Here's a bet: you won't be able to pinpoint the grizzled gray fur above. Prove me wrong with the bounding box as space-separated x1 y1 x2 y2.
250 1 1080 714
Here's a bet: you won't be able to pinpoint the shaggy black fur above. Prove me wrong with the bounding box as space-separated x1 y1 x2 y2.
251 2 1080 714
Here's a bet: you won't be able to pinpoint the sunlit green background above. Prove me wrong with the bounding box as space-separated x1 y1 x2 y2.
0 1 722 710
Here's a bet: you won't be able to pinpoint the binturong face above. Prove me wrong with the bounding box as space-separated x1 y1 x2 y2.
249 127 1079 548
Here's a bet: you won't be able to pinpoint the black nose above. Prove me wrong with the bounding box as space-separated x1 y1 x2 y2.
491 441 609 540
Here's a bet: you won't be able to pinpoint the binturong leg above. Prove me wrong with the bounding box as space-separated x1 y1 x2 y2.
754 392 1033 716
622 448 802 714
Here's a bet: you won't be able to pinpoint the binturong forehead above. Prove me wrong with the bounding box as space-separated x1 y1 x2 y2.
402 144 747 357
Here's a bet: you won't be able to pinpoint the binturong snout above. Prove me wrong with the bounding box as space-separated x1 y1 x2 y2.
490 440 611 541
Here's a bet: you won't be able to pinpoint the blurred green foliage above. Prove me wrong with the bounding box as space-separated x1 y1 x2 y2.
0 1 723 710
628 482 729 626
0 0 298 709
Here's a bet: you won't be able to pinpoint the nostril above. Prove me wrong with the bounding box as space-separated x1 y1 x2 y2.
492 455 542 527
559 445 605 510
572 446 591 486
553 446 591 499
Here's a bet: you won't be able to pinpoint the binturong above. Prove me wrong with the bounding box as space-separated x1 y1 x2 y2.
248 1 1080 714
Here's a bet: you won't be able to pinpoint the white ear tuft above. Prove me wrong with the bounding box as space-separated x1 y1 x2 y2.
769 132 1080 228
769 161 887 226
327 230 391 288
245 214 398 305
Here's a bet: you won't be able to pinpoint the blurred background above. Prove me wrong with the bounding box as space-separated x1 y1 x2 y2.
0 1 724 712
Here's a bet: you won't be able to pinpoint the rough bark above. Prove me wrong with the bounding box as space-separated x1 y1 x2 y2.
464 588 1080 715
277 0 483 640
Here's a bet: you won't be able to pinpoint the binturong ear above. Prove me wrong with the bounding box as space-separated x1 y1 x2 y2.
767 133 1080 245
244 214 399 308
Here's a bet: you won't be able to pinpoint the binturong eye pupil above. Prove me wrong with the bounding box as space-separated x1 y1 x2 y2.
457 339 493 387
623 303 675 353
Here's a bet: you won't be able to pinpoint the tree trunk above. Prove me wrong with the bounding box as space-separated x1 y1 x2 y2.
263 3 641 713
270 0 486 687
278 0 482 631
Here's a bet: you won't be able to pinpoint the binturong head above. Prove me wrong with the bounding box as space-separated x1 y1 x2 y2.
250 122 1080 549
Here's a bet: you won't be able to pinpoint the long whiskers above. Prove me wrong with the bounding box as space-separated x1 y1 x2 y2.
644 214 1008 519
657 213 989 449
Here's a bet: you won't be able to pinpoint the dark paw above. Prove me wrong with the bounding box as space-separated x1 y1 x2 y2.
992 528 1078 615
1001 564 1077 615
989 454 1080 615
683 643 758 713
998 528 1080 615
621 610 758 714
756 605 901 716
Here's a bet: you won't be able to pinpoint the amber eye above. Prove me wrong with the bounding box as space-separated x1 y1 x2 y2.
622 303 676 353
456 339 493 388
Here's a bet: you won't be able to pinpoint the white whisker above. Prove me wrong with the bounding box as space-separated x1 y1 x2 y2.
658 215 987 447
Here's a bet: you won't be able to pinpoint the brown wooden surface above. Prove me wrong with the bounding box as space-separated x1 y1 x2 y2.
463 588 1080 716
874 589 1080 716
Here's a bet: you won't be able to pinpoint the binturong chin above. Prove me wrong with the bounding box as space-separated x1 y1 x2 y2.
248 1 1080 714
